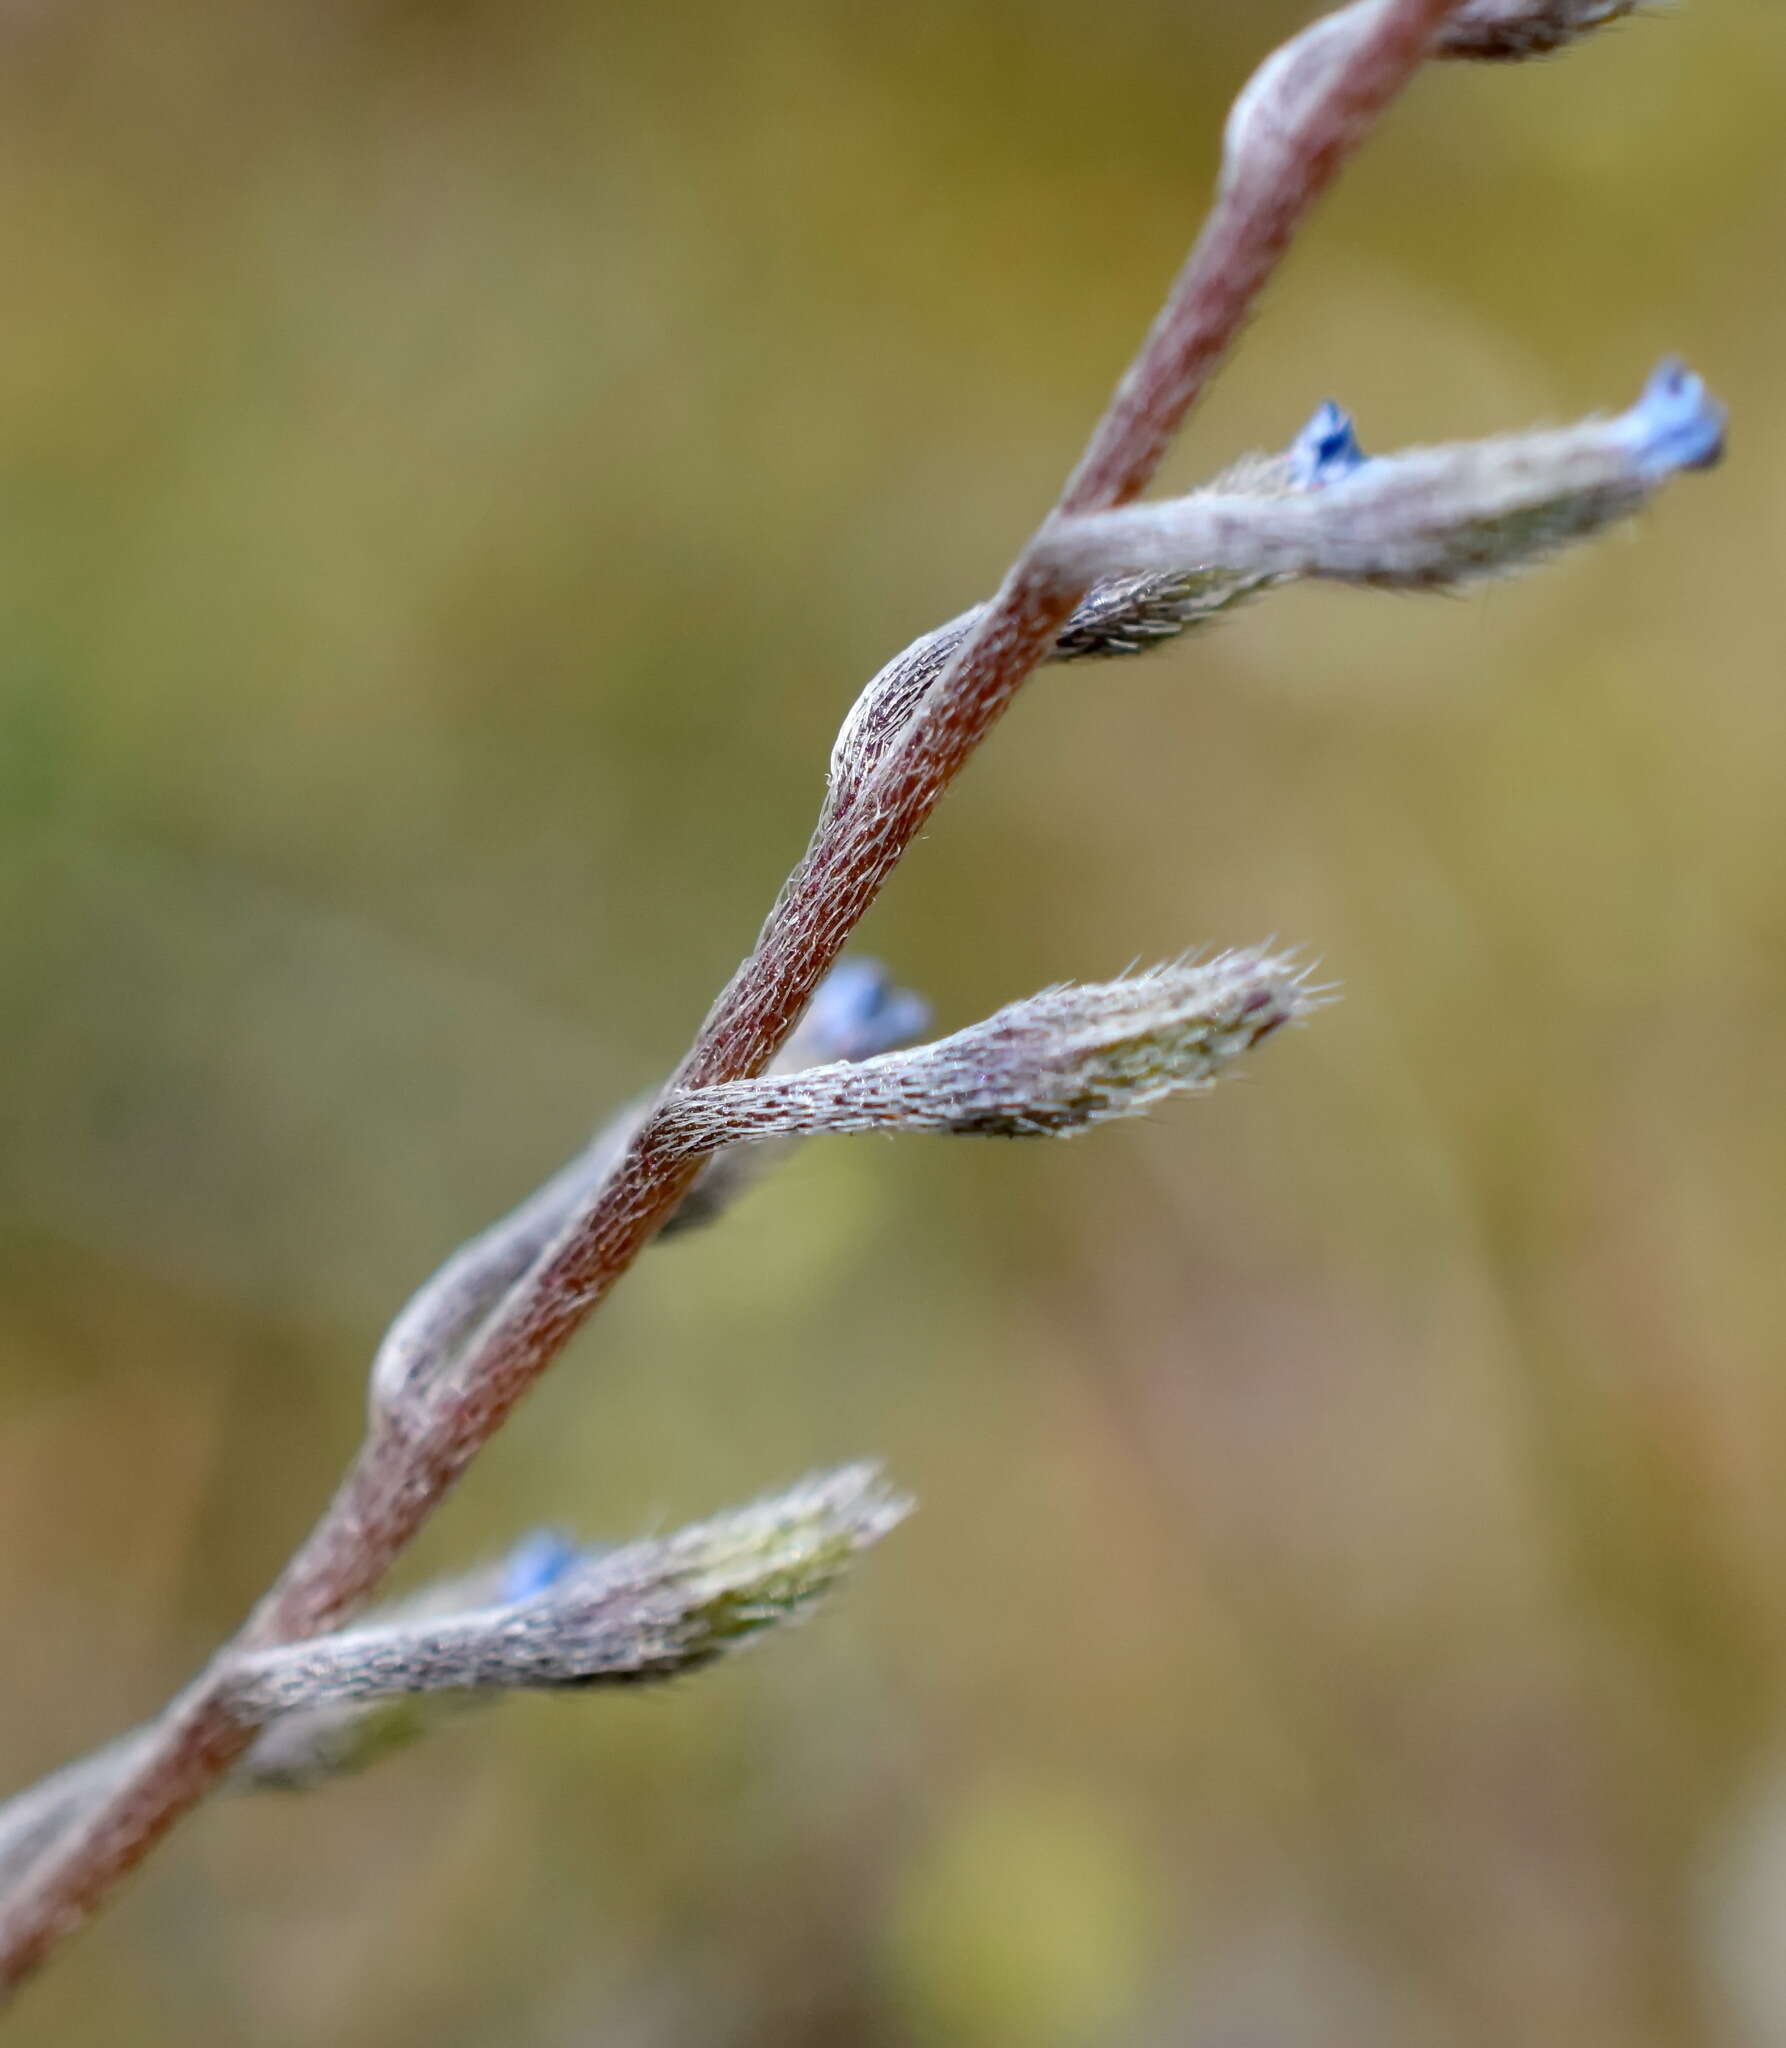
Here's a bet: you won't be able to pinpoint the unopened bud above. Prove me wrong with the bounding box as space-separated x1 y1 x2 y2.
225 1465 911 1724
658 950 1320 1148
1040 361 1723 595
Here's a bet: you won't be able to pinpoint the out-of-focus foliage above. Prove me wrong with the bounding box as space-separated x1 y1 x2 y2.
2 3 1782 2043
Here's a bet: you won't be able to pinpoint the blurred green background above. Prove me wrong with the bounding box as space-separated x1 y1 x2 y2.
3 2 1783 2042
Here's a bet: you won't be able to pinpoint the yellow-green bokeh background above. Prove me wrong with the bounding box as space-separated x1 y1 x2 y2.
3 4 1783 2042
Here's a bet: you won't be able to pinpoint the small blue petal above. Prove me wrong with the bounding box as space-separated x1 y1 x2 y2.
806 959 932 1061
860 987 933 1054
1621 357 1725 478
1290 400 1368 488
502 1528 580 1603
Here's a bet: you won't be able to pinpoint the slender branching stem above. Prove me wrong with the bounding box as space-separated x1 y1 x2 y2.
0 0 1468 1995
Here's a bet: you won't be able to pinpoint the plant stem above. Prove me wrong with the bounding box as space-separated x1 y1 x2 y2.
0 0 1461 1998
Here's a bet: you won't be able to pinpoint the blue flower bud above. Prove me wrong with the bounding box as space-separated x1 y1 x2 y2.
501 1528 580 1603
1620 358 1725 479
1290 400 1368 487
803 960 932 1062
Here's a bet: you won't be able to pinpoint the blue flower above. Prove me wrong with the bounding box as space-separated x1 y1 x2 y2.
501 1528 581 1603
1620 358 1725 479
805 960 932 1062
1290 400 1368 488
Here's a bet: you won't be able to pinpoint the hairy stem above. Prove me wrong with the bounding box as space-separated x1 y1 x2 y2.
0 0 1461 1996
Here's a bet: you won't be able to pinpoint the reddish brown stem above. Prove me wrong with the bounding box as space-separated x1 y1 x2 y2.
0 0 1461 1997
